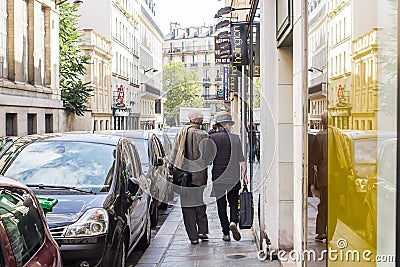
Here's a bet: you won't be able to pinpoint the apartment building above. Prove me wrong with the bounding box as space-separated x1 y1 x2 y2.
0 0 64 136
163 24 224 116
78 0 141 130
327 0 352 129
308 0 327 129
139 0 164 129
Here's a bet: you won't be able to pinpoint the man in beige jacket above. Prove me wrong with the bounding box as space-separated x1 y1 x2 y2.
170 110 213 244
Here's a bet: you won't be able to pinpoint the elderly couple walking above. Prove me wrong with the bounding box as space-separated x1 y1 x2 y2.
170 110 248 245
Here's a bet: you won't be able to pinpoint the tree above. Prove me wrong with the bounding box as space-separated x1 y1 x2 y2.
163 62 203 124
59 3 92 116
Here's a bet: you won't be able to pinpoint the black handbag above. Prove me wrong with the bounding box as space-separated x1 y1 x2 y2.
239 184 254 229
172 133 192 188
172 167 192 187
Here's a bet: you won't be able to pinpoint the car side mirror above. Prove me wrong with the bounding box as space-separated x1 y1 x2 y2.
154 157 164 167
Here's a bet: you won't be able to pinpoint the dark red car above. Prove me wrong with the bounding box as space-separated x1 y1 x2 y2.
0 176 62 267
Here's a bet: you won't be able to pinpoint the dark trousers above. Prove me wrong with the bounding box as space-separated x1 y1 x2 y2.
180 187 208 241
316 186 338 241
215 183 240 235
316 186 327 235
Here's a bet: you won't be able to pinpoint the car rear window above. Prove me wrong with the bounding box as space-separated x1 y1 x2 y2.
0 187 44 266
3 141 115 193
132 138 149 172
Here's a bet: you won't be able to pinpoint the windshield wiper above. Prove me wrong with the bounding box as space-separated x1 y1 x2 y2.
26 184 96 195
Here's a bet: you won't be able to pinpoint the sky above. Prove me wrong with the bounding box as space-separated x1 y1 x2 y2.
154 0 226 35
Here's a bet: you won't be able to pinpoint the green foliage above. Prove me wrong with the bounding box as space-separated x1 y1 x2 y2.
162 62 203 121
59 3 92 116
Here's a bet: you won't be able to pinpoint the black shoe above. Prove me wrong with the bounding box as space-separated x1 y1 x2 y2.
190 239 199 245
229 222 241 241
314 234 327 242
198 234 209 240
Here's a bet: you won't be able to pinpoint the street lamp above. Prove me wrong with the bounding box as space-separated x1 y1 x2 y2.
144 67 158 74
56 0 83 5
308 67 323 73
215 6 252 18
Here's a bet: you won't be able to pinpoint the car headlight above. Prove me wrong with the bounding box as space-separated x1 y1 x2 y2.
355 178 368 193
63 208 109 237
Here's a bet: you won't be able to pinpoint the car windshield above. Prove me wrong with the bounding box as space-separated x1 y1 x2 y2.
3 141 115 193
132 138 149 173
353 139 377 163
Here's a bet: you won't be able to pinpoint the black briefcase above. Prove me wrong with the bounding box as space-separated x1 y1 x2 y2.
239 185 254 229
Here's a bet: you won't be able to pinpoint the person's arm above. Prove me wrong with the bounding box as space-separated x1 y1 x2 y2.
237 135 248 185
240 161 248 185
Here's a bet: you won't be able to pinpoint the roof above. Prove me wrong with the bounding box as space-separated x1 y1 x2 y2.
0 175 28 189
9 133 122 147
96 130 154 140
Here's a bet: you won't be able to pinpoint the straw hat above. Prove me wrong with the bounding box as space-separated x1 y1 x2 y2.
215 111 235 125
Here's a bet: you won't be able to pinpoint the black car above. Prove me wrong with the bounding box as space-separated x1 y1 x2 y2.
0 133 152 267
98 130 172 226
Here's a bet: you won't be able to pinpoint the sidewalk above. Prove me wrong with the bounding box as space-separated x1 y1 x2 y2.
135 195 280 267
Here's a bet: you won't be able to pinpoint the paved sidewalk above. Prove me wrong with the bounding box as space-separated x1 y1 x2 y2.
134 196 280 267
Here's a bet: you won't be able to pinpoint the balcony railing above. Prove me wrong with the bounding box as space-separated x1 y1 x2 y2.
163 45 214 54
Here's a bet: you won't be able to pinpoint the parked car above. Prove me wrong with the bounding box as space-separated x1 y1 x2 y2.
0 133 152 267
0 137 18 158
364 138 396 249
0 175 62 267
98 130 171 226
163 126 184 144
340 131 394 223
149 129 172 158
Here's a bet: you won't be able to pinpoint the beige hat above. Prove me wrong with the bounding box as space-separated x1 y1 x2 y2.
188 110 204 120
215 111 235 125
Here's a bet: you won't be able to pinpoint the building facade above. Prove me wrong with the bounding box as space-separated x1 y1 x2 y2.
327 0 352 129
77 0 141 130
308 0 327 129
0 0 64 136
139 0 164 129
163 24 224 120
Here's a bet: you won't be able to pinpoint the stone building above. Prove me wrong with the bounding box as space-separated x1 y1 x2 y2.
77 0 141 130
308 0 327 129
163 24 224 120
139 0 164 129
0 0 65 136
68 29 112 131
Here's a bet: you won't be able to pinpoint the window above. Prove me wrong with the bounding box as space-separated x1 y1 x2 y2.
0 187 45 266
6 113 17 136
45 114 53 133
27 114 37 135
181 55 185 63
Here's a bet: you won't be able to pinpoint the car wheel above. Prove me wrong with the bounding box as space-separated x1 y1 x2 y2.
365 210 376 247
150 200 158 227
115 239 127 267
137 211 151 250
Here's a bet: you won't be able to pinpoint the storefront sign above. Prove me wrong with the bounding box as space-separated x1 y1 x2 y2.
113 108 129 117
223 66 229 102
229 65 241 92
116 84 125 108
230 23 249 66
215 36 230 64
254 23 260 77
